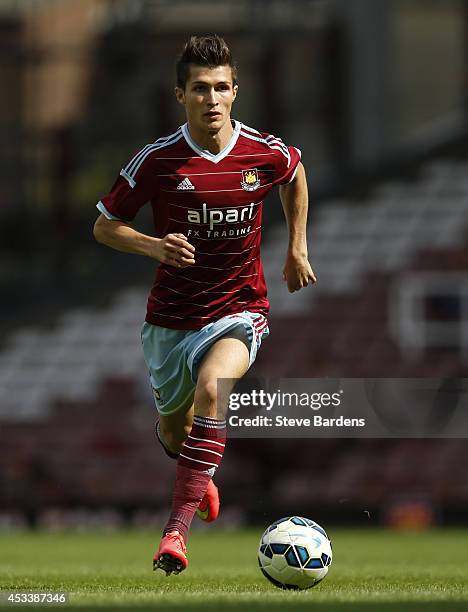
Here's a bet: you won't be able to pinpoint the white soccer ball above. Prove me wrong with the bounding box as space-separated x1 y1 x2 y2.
258 516 332 590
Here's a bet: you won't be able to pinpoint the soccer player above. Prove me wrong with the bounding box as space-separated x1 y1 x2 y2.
93 34 316 575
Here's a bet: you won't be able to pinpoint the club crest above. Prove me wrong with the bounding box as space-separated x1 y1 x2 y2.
241 168 260 191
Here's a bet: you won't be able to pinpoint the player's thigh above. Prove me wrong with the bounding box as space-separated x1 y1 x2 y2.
159 398 195 445
195 331 250 416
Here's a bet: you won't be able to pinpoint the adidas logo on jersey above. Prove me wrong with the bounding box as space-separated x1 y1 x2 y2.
177 177 195 190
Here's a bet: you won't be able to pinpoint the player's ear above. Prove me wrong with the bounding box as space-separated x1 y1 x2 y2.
175 86 185 106
232 84 238 101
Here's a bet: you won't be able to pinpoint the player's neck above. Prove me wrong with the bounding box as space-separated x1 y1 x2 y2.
187 119 234 154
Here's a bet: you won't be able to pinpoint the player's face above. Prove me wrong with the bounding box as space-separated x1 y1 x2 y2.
175 65 238 134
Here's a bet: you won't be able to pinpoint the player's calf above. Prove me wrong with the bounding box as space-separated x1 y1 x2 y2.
155 420 191 458
156 410 193 459
155 421 180 459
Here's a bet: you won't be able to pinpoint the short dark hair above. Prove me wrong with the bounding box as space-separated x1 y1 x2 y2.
176 34 238 89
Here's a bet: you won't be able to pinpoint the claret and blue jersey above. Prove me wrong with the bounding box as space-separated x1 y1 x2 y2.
97 120 301 330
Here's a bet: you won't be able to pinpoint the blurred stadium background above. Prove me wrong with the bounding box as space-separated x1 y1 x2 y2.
1 0 467 533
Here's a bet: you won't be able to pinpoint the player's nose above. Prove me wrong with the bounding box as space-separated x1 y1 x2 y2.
206 87 217 105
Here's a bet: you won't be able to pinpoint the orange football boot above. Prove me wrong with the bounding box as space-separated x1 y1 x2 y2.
153 530 188 575
196 479 220 522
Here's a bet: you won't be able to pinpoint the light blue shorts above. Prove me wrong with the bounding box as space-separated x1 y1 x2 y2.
141 311 269 416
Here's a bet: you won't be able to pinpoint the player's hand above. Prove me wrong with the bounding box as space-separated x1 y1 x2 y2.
282 252 316 293
153 233 195 267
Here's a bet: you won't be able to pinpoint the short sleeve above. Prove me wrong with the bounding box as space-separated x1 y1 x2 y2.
272 139 302 185
96 147 158 222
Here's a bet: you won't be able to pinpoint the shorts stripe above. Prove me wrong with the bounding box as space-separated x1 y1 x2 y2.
254 321 268 334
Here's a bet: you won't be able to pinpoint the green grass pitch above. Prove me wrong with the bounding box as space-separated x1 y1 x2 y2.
1 529 468 611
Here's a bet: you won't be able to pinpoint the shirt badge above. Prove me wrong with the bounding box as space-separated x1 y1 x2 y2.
241 168 260 191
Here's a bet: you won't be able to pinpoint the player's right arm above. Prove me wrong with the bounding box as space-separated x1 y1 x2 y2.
93 216 195 268
93 145 195 268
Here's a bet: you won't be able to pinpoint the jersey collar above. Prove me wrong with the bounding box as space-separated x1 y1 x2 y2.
181 120 241 164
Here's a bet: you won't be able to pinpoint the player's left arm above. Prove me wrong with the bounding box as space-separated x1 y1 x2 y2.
279 162 317 293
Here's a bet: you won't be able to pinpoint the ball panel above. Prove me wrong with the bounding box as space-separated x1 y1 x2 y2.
271 553 288 572
290 516 308 526
305 557 323 569
307 566 329 583
295 545 309 566
260 566 300 590
263 545 273 559
258 553 272 568
285 547 300 568
321 552 330 566
270 543 289 555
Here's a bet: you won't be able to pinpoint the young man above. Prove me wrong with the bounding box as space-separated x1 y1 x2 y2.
93 34 316 575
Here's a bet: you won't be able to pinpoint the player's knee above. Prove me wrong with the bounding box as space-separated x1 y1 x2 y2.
195 377 218 416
